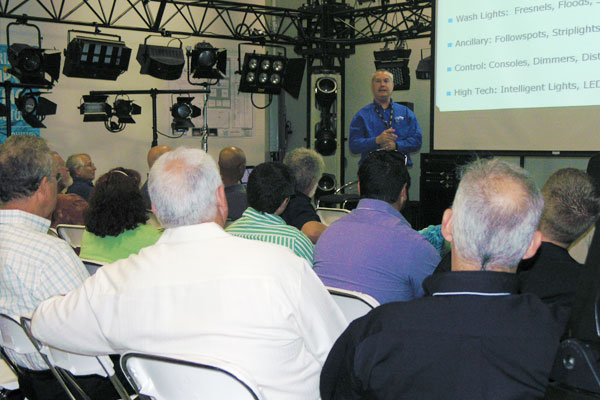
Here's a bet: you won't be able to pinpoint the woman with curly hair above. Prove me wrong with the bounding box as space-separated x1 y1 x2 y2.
79 167 162 263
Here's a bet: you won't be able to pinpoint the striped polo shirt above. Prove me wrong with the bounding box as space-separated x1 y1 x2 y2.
226 207 314 264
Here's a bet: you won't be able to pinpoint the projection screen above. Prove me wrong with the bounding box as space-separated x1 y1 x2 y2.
432 0 600 153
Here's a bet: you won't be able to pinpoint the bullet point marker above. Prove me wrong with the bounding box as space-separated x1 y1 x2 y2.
447 67 452 72
446 91 451 96
448 43 452 47
448 18 453 23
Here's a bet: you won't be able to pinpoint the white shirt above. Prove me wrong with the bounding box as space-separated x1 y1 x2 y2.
32 222 347 399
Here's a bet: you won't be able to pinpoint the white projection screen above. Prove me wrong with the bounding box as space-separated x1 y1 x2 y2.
432 0 600 153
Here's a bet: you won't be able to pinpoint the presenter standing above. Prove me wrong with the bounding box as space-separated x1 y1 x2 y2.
349 69 422 166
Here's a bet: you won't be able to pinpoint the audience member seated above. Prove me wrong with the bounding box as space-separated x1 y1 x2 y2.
79 168 162 263
519 168 600 320
314 150 440 304
570 153 600 263
0 136 117 400
226 162 314 263
281 148 327 243
65 153 96 201
31 147 346 400
218 146 248 221
320 158 563 400
50 151 88 229
141 145 172 210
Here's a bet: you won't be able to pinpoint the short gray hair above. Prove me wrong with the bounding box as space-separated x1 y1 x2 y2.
540 168 600 244
66 153 89 176
371 69 394 82
0 135 53 204
283 148 325 193
451 158 544 270
149 147 223 228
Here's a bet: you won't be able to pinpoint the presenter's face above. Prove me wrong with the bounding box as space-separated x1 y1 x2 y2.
371 72 393 103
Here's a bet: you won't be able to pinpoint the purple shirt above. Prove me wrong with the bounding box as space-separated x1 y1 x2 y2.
314 198 440 304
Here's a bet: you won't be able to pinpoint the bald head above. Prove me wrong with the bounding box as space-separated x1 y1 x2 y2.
218 146 246 186
147 145 172 169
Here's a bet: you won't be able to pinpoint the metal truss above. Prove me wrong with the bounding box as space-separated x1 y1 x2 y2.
0 0 431 59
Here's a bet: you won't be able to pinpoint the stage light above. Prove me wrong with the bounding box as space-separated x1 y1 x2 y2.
171 97 201 130
63 31 132 80
416 54 432 80
188 42 226 80
7 43 61 86
315 77 338 112
238 53 288 95
78 95 112 122
113 99 141 124
374 47 411 90
15 90 57 128
136 37 185 80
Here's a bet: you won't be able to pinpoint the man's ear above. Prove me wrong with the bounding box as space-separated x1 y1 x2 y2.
357 182 361 196
400 183 407 202
522 230 542 260
441 208 453 243
216 185 229 225
274 197 290 216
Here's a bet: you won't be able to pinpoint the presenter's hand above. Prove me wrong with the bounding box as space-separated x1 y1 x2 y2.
376 128 397 149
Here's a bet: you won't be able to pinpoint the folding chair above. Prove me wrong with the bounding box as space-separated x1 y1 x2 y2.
0 314 77 400
20 318 129 400
326 287 380 324
0 358 19 393
121 353 263 400
316 207 350 226
56 224 86 249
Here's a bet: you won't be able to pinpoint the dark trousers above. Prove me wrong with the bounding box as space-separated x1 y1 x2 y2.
16 367 119 400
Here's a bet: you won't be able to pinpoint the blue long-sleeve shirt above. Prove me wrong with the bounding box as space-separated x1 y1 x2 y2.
349 100 422 165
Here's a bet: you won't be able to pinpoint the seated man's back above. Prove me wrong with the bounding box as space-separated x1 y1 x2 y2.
314 151 439 304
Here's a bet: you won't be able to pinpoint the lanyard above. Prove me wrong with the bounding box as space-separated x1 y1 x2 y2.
374 101 394 128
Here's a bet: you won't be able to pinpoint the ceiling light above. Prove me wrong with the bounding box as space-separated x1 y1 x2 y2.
78 95 112 122
7 43 61 86
113 99 141 124
136 37 185 80
15 90 57 128
171 97 201 130
188 42 226 80
63 31 132 80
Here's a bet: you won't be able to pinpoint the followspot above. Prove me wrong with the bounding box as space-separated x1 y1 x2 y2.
374 48 412 90
113 100 141 124
171 97 202 130
136 40 185 80
79 95 112 122
7 43 61 86
15 91 57 129
188 42 227 80
315 77 338 111
63 32 132 80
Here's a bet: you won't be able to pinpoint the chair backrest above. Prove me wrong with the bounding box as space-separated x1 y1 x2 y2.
0 358 19 391
121 353 263 400
80 259 104 275
0 314 38 355
56 224 85 248
316 207 350 226
326 287 380 323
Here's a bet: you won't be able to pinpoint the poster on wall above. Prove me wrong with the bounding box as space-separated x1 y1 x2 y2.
0 44 41 144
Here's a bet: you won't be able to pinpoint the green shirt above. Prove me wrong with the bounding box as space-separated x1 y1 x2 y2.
80 223 163 264
226 207 314 264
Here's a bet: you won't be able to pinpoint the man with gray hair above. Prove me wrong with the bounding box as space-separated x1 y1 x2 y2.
66 152 96 201
320 158 563 399
32 146 346 400
281 148 328 243
0 136 105 399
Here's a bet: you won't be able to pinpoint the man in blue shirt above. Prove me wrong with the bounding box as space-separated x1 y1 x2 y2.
313 150 439 304
349 70 422 166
